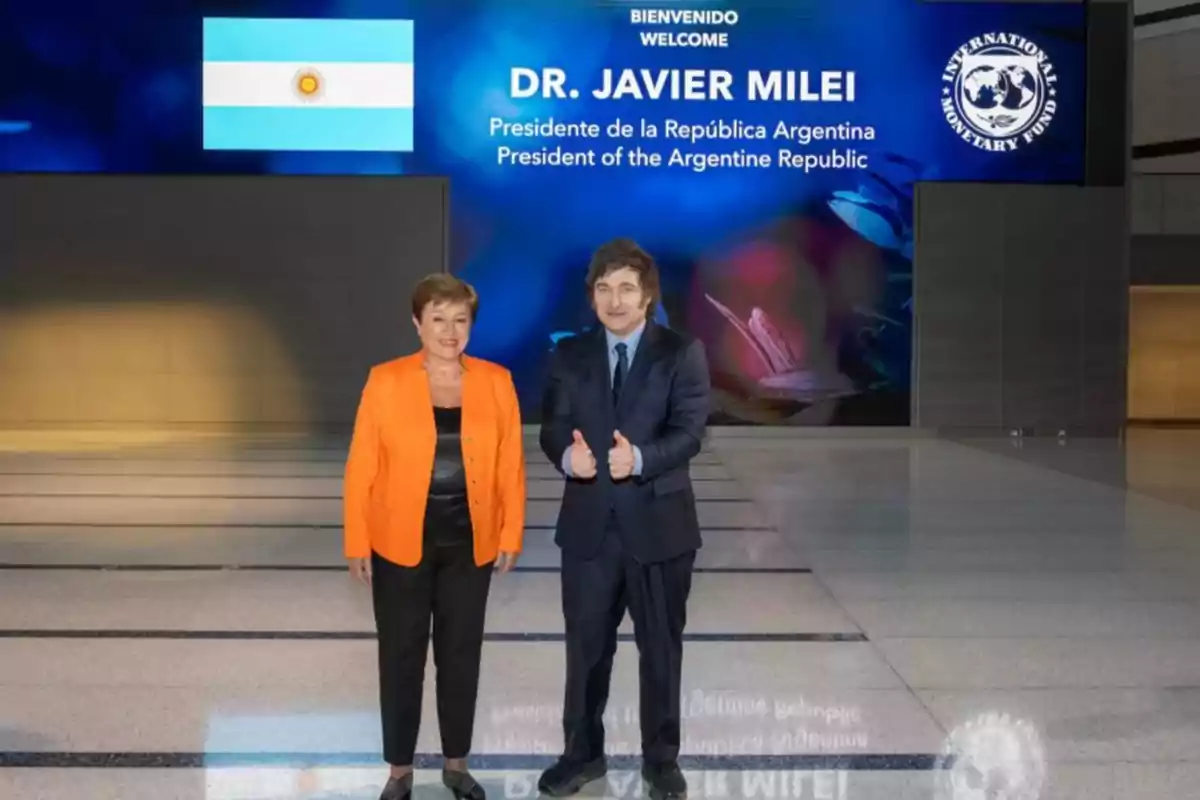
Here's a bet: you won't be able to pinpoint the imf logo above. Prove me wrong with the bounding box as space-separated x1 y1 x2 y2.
941 33 1059 152
935 712 1046 800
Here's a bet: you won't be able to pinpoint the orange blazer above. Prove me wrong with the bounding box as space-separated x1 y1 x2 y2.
343 353 526 567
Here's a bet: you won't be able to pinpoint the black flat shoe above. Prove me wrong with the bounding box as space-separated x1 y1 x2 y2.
537 756 607 797
442 767 486 800
641 761 687 800
380 772 414 800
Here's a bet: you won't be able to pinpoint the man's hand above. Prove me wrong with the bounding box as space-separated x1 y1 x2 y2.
348 557 372 586
496 551 520 573
568 429 597 479
608 430 635 480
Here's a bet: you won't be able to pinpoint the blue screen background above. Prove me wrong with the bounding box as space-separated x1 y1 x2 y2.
0 0 1088 425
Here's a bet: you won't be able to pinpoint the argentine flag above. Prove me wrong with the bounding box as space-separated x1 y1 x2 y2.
202 18 414 152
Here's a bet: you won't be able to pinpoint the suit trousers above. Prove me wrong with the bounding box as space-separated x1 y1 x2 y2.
371 543 493 766
560 520 696 766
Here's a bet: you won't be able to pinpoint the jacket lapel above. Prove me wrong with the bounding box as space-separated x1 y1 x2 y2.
585 327 616 427
394 354 436 462
460 355 484 448
615 320 659 418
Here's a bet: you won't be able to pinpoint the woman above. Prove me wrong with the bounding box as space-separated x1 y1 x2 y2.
344 273 526 800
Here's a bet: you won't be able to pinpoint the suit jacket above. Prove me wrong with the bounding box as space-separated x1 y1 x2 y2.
343 353 526 567
539 321 710 563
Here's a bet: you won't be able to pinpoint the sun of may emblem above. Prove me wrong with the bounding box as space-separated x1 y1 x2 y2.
293 68 324 101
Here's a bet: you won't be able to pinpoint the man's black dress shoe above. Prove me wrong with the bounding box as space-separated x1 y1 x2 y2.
641 761 687 800
379 772 413 800
443 768 486 800
536 756 607 796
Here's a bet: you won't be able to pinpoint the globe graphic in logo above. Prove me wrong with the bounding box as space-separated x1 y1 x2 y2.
961 65 1037 132
935 712 1047 800
943 34 1057 149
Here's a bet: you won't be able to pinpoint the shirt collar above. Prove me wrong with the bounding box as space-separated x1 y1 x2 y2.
606 320 646 355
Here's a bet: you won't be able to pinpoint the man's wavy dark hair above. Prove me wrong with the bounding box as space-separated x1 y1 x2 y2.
585 238 661 315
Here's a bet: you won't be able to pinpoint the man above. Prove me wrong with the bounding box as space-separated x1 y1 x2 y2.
538 239 710 800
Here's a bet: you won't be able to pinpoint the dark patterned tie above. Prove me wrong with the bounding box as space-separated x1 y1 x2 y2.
612 342 628 404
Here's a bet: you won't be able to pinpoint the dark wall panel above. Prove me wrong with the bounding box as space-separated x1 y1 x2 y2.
914 183 1127 434
1078 198 1131 429
912 185 1005 429
1000 189 1086 429
1085 0 1133 187
1131 235 1200 284
0 175 447 429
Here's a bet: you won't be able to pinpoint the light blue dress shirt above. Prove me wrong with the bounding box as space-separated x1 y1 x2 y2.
561 322 645 477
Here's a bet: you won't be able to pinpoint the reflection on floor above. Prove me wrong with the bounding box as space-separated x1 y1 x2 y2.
3 427 1200 799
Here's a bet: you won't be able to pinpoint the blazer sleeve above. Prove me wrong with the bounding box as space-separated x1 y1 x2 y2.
495 368 527 553
538 344 574 473
343 367 382 559
638 339 711 481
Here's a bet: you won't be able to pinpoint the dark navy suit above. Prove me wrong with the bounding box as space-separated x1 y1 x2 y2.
539 319 710 767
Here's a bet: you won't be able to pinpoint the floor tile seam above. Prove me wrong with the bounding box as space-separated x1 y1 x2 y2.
772 540 1200 547
700 452 782 532
869 633 1200 641
935 437 1200 515
689 460 952 740
0 685 924 693
786 545 1200 555
0 630 872 642
912 685 1200 693
0 493 753 503
812 568 1198 575
700 455 871 640
781 544 952 739
0 456 727 466
0 523 776 531
0 683 909 693
11 755 1200 766
0 751 951 770
7 631 1200 641
822 598 1200 609
684 454 851 676
892 682 1197 690
0 565 815 574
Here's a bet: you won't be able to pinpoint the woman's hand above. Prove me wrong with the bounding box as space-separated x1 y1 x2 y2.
348 557 372 586
495 551 519 573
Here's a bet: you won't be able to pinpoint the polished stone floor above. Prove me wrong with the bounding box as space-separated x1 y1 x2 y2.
2 427 1200 799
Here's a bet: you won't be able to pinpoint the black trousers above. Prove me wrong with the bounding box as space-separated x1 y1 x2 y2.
560 525 696 766
371 543 493 766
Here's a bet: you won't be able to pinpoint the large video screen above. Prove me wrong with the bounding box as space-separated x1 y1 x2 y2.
0 0 1087 425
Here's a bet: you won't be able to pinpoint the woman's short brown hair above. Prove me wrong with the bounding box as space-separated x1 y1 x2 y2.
411 273 479 321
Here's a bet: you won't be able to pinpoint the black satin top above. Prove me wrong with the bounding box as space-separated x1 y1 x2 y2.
424 406 473 547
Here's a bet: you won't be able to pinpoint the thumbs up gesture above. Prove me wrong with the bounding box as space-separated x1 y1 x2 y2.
608 430 635 480
568 429 597 479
